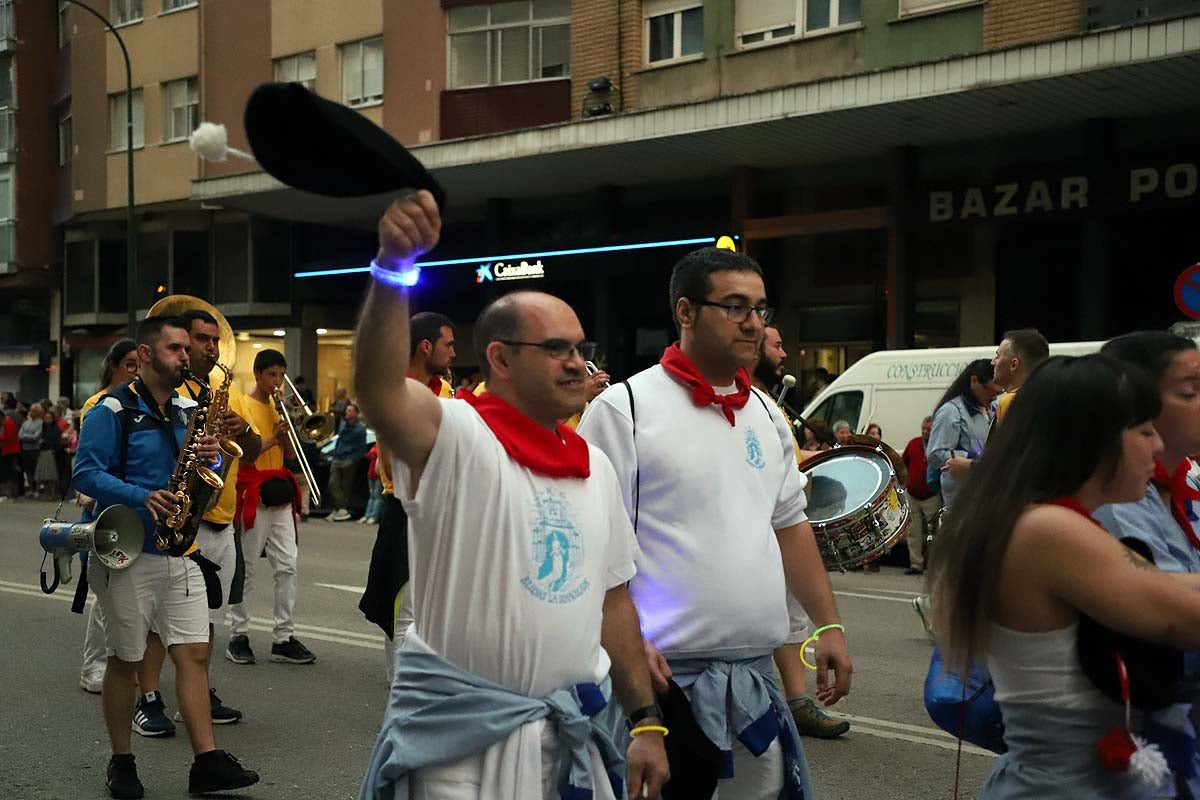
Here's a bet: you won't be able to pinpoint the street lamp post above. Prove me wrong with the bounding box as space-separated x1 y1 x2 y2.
62 0 137 334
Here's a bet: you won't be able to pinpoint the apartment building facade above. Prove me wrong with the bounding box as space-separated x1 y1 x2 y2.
30 0 1200 405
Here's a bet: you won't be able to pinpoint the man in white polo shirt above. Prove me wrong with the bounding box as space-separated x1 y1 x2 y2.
354 190 669 800
579 246 853 798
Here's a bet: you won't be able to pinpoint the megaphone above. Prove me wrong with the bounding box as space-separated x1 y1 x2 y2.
39 505 145 594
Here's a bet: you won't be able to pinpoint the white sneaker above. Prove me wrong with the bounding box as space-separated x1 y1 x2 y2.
913 595 935 641
80 671 104 694
330 509 351 522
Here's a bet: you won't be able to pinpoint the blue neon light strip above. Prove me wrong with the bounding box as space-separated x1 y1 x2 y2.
295 235 734 278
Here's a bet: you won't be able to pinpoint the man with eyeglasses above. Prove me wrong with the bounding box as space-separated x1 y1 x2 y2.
353 191 669 800
578 246 852 798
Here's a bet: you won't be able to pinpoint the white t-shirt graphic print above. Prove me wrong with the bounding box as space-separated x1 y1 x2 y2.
392 399 639 698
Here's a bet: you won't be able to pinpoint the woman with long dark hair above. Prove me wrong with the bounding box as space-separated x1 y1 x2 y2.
928 355 1200 798
926 358 1000 510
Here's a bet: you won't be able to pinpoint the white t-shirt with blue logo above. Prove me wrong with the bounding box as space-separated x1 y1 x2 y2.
577 365 809 660
392 398 639 698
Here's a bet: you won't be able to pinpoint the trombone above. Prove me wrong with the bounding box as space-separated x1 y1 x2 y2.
271 374 335 507
281 373 335 447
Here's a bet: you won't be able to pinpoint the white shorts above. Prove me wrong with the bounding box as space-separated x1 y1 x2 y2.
89 552 209 662
196 522 235 625
784 593 812 645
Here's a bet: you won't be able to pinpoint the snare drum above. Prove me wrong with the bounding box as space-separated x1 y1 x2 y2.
801 444 911 571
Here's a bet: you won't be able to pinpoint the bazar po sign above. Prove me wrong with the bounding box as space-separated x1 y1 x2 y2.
927 159 1199 223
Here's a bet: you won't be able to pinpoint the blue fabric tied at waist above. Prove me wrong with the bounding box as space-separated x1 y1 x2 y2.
669 654 811 799
359 647 623 800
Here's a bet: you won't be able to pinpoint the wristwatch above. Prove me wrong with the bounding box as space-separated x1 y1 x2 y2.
626 703 663 729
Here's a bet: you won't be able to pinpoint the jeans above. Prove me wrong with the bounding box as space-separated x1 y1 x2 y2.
365 478 383 520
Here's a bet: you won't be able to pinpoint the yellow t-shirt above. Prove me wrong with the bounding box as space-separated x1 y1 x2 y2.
243 392 285 472
196 379 253 526
776 403 804 464
377 377 453 496
79 390 106 422
995 389 1018 427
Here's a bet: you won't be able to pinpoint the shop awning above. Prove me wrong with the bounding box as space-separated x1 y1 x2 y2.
191 15 1200 224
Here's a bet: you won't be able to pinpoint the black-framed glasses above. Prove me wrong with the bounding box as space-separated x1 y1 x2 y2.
690 299 774 325
498 339 597 361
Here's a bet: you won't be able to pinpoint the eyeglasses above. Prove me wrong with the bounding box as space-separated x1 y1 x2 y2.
690 299 775 325
498 339 597 361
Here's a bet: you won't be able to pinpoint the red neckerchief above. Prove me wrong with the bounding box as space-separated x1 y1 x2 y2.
1151 459 1200 550
453 389 590 479
659 343 751 427
1044 496 1102 525
407 372 443 396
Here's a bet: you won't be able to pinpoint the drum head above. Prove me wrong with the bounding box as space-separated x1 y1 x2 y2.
804 447 892 524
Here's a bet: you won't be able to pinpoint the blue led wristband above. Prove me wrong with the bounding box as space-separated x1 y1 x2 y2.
370 258 421 288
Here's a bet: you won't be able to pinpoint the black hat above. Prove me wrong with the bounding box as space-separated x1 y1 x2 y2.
1077 537 1183 711
656 679 722 799
243 82 446 209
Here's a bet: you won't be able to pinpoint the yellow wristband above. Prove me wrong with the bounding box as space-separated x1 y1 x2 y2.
800 623 846 670
630 725 669 738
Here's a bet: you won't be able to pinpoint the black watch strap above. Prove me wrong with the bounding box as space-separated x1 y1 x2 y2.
626 703 663 729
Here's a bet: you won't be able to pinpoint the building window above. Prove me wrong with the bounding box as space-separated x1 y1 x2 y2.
58 0 70 48
341 37 384 107
162 0 198 11
58 103 73 165
447 0 571 89
735 0 862 47
275 52 317 91
644 0 704 65
898 0 974 16
163 77 199 142
109 89 144 151
111 0 143 26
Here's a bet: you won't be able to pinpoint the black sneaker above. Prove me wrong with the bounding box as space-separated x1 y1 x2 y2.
173 688 243 725
269 636 316 664
132 691 176 738
225 634 255 665
107 753 144 799
187 749 259 795
209 688 242 724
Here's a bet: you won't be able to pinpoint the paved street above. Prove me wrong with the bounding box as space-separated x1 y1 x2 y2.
0 497 994 799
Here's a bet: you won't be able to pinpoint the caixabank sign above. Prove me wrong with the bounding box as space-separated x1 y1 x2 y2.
475 259 546 283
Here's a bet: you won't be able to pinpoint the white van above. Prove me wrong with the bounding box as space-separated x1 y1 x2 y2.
797 342 1103 448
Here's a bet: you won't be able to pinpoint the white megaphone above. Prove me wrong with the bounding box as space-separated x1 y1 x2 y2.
39 505 145 594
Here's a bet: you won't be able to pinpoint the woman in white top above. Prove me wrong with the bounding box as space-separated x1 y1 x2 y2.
928 354 1200 799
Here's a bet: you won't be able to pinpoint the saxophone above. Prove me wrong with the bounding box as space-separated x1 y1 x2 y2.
205 362 244 460
156 368 224 556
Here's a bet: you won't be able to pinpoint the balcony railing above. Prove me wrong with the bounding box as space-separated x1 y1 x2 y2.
1083 0 1200 31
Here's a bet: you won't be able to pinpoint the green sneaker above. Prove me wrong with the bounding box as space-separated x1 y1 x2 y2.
789 696 850 739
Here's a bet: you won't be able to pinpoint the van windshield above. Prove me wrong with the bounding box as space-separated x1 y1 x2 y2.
811 390 863 432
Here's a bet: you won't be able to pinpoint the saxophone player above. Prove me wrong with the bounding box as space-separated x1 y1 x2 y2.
132 308 263 732
72 316 259 799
